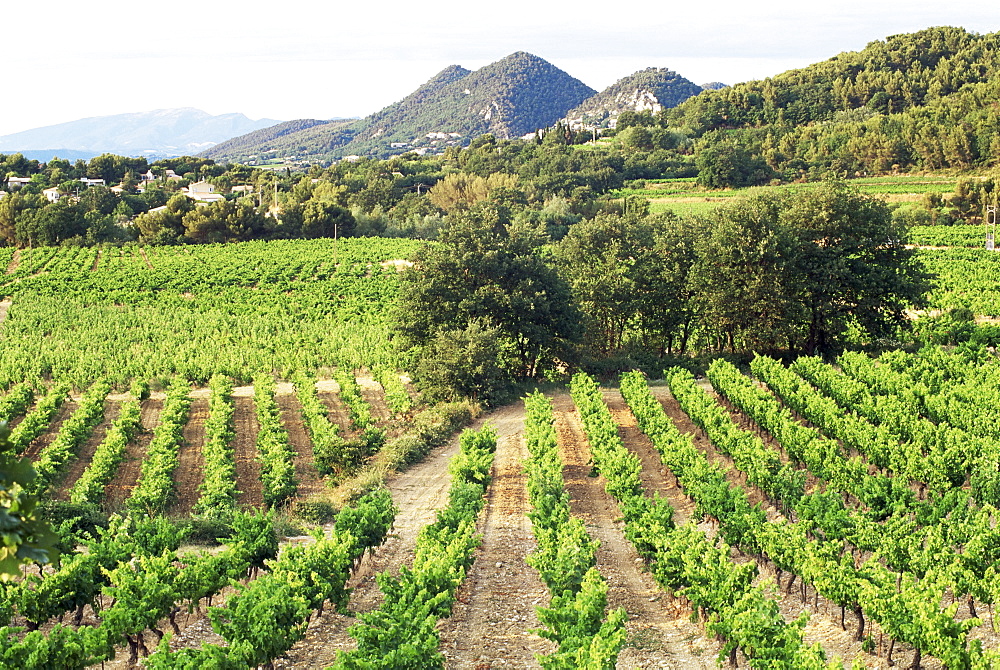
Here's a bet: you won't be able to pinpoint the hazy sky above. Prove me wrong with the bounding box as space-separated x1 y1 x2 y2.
2 0 996 136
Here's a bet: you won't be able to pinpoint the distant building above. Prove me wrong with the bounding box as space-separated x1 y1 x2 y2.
79 177 105 187
5 176 31 189
42 187 62 203
230 185 254 194
183 180 226 204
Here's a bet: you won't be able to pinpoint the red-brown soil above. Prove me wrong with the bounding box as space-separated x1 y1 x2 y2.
276 391 327 500
231 395 263 509
56 399 119 500
166 397 208 516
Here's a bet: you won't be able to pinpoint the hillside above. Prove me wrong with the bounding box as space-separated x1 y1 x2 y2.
564 67 703 127
199 118 355 163
203 53 595 163
0 108 281 158
672 26 1000 130
663 26 1000 176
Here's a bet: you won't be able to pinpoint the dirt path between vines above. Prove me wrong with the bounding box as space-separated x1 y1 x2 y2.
104 398 161 511
20 399 78 460
277 392 327 500
552 391 720 669
357 375 392 423
5 250 20 275
438 399 555 667
318 387 355 437
57 400 120 500
232 395 263 509
276 401 538 668
167 397 208 516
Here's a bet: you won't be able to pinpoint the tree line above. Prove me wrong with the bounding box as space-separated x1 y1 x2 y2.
391 181 929 404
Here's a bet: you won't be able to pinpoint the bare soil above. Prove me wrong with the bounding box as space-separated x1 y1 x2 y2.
104 398 161 511
552 391 721 669
356 375 392 423
318 388 354 437
5 250 20 274
231 395 263 509
56 400 120 500
167 397 208 516
438 400 556 668
20 399 79 460
276 392 327 500
275 402 528 667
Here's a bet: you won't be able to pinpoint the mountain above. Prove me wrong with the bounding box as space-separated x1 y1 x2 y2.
565 67 703 127
0 108 281 158
199 118 355 163
203 53 596 163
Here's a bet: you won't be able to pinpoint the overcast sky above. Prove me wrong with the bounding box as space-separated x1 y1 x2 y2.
2 0 996 136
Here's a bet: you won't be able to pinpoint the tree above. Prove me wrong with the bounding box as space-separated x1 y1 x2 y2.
15 200 87 246
553 213 653 354
135 193 193 243
183 200 268 243
393 206 581 390
413 320 509 404
426 172 519 212
696 138 774 188
691 182 929 354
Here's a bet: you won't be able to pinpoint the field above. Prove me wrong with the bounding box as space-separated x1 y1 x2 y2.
3 235 1000 668
633 175 961 217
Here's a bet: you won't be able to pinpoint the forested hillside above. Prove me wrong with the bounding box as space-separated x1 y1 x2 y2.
565 67 703 128
665 26 1000 177
199 119 351 163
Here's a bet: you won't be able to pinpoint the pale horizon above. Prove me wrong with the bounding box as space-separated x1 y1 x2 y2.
3 0 997 137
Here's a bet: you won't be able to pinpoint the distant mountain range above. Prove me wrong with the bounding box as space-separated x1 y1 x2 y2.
203 54 713 163
204 52 608 163
0 108 281 160
1 55 719 165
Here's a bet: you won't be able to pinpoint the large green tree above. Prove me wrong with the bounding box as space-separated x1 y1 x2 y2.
693 182 929 354
393 203 581 390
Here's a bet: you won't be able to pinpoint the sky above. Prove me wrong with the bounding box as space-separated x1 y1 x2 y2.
2 0 997 137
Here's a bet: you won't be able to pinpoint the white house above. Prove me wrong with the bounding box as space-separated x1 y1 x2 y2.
5 176 31 189
183 180 226 204
42 187 62 203
79 177 105 187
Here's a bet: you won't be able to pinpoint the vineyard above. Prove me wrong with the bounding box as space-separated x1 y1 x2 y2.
5 234 1000 668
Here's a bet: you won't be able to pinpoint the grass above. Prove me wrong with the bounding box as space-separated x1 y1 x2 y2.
616 174 963 215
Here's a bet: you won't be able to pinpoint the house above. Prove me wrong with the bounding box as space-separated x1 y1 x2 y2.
42 187 62 203
230 185 254 194
79 177 105 187
183 180 226 204
6 176 31 189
